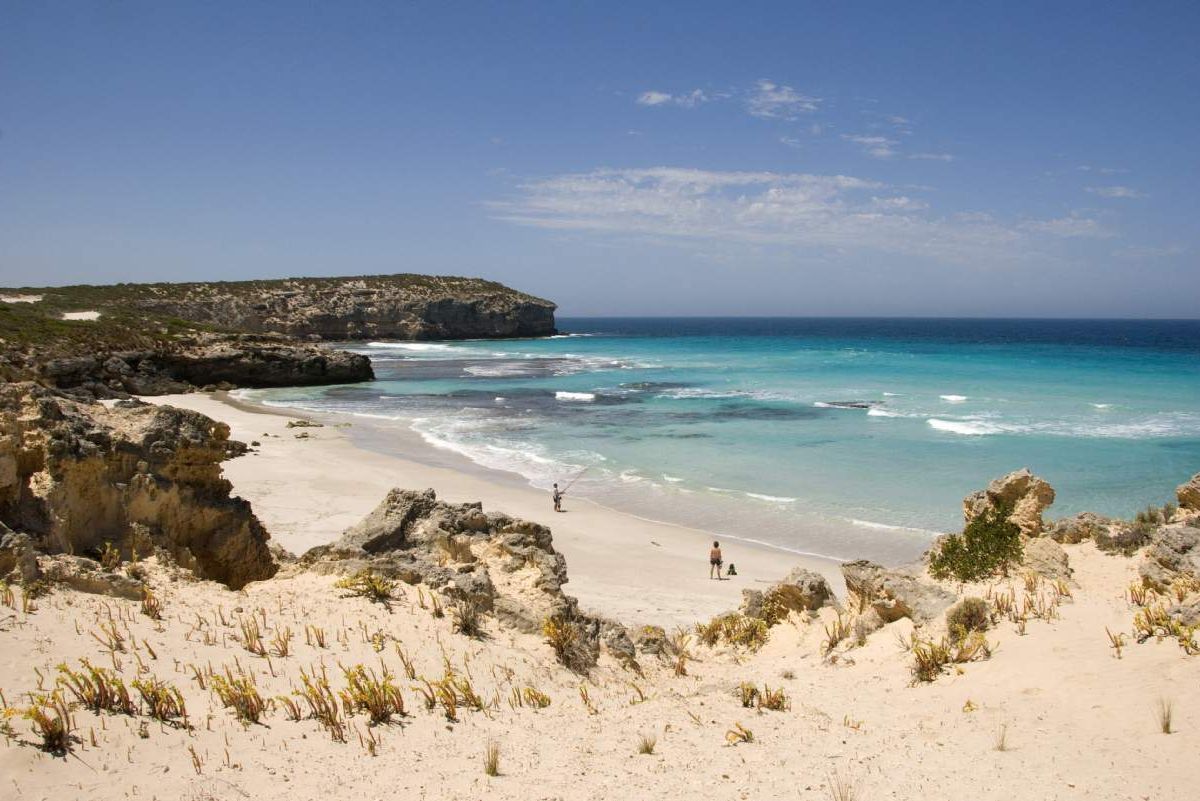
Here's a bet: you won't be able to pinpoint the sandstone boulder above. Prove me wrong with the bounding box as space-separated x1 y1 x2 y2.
1139 526 1200 591
963 468 1056 536
0 527 40 582
1049 512 1114 544
1022 537 1071 580
742 567 835 621
841 560 955 625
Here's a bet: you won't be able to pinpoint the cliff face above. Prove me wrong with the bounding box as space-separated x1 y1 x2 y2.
2 273 555 394
0 383 276 589
98 274 557 341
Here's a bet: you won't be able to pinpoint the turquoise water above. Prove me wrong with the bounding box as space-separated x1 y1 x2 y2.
244 318 1200 565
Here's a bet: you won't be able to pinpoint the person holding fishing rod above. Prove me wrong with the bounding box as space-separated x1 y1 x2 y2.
552 467 588 512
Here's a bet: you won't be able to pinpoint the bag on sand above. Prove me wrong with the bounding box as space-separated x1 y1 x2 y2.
726 563 737 576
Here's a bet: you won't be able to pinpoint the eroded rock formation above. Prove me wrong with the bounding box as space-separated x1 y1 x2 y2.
0 384 275 588
300 488 629 664
963 467 1056 536
841 560 955 626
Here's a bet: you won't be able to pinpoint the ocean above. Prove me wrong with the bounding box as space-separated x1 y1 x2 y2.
240 318 1200 565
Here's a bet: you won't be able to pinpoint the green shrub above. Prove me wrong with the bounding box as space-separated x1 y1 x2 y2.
946 597 991 635
929 503 1023 583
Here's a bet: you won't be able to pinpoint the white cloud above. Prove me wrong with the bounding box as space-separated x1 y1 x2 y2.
1020 214 1110 238
842 134 897 159
909 152 955 162
489 166 1091 262
1077 165 1128 175
1086 185 1146 199
779 136 805 149
1113 244 1185 259
746 80 820 119
636 89 709 108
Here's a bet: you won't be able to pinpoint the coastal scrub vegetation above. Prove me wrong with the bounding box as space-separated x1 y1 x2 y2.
696 613 769 651
929 502 1023 583
946 597 991 635
334 570 396 605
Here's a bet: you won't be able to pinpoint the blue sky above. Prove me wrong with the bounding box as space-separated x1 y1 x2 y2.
1 1 1197 316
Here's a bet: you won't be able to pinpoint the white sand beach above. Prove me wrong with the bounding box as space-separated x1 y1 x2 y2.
144 391 847 626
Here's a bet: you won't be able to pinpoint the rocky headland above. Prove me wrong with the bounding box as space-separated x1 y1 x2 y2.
0 273 557 396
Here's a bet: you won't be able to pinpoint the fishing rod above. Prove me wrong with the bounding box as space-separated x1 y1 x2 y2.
561 466 590 493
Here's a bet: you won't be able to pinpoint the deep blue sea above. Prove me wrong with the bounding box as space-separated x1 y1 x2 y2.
243 318 1200 564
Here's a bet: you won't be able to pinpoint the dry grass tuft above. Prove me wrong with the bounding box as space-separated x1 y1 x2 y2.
725 721 754 745
758 685 789 711
910 630 995 683
637 731 657 754
339 663 406 724
335 570 396 605
24 692 74 752
994 722 1009 752
238 617 267 657
696 613 769 651
543 616 594 672
1106 627 1126 659
57 659 136 715
297 666 345 741
484 740 500 776
828 768 860 801
210 670 269 724
451 599 485 638
132 676 188 726
140 587 162 620
1157 697 1173 734
823 611 852 654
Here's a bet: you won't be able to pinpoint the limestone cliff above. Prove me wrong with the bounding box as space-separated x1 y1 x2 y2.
129 275 557 340
0 383 275 589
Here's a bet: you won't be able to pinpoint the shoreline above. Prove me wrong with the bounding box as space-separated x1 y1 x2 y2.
146 390 849 625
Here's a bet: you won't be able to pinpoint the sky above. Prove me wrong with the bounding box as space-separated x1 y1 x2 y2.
1 1 1197 317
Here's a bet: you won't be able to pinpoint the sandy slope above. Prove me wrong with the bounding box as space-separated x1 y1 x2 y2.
141 392 848 626
1 543 1196 801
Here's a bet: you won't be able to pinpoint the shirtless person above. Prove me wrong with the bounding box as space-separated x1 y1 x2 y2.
552 483 563 513
709 541 723 579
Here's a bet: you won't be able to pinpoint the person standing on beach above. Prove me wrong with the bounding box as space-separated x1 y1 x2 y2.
709 541 723 579
552 483 563 513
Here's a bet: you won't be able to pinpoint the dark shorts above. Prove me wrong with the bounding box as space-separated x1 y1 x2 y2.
710 558 722 566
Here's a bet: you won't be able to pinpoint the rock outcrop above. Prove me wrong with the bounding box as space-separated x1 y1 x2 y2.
301 488 628 664
1138 526 1200 591
741 566 835 621
25 335 373 397
1178 472 1200 512
0 384 276 589
841 560 955 626
963 468 1056 536
1022 537 1071 579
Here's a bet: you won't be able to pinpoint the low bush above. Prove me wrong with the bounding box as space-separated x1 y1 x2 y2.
946 597 991 636
930 503 1023 583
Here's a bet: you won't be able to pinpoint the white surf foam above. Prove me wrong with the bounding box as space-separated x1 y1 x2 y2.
555 391 596 402
866 408 904 418
927 418 1003 435
1091 403 1112 410
849 518 942 537
366 341 457 351
662 475 684 483
939 394 968 403
744 492 798 504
